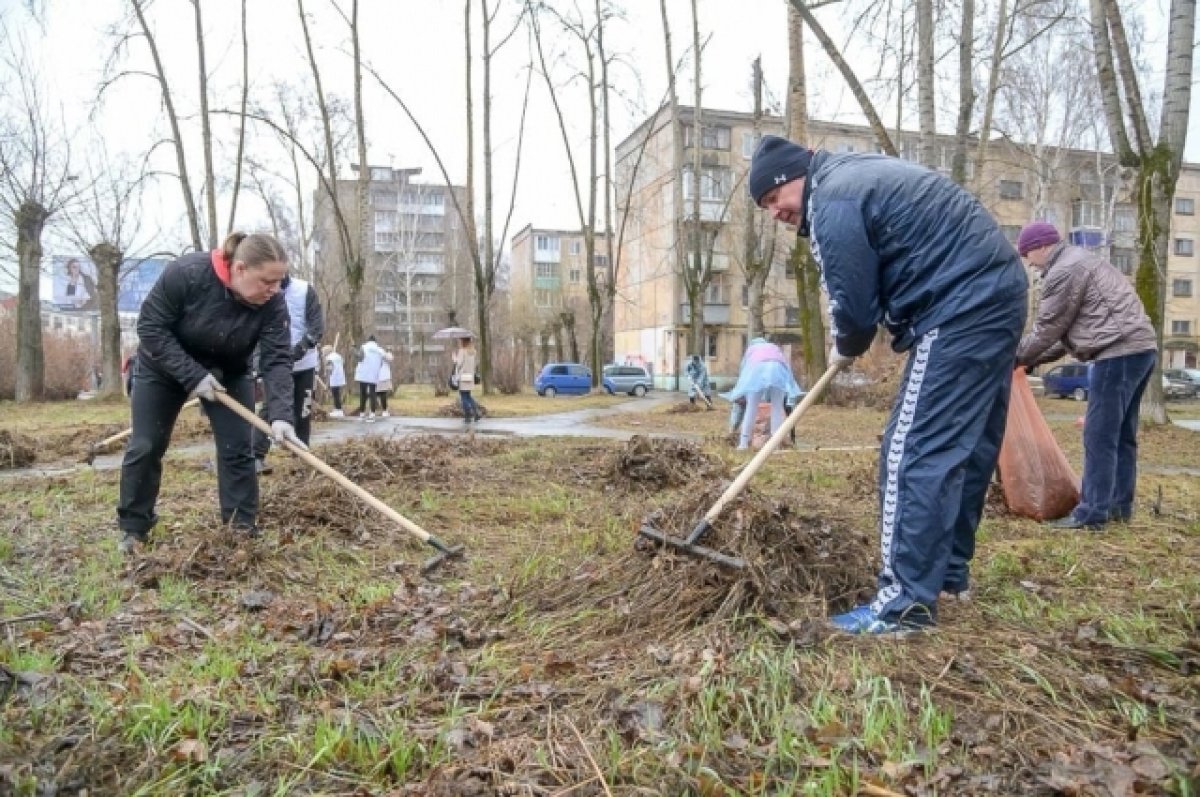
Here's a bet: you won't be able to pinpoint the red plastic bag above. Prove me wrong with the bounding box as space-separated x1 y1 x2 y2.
997 370 1080 520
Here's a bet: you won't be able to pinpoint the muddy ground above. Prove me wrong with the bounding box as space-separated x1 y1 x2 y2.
1 419 1198 796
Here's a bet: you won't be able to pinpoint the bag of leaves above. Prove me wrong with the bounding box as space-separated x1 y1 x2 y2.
997 369 1080 520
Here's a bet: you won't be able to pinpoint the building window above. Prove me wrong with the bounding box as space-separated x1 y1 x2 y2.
705 277 727 304
741 284 749 307
1171 320 1191 335
1000 225 1022 245
1174 238 1194 257
1173 279 1193 298
684 124 731 150
534 289 553 307
569 240 581 255
535 234 559 252
704 332 718 358
568 267 581 284
741 131 758 159
683 166 732 201
998 180 1024 201
370 167 391 181
593 254 608 269
1114 204 1135 233
1112 248 1134 275
835 142 856 154
535 263 556 279
1176 197 1195 216
785 306 800 326
1072 200 1104 229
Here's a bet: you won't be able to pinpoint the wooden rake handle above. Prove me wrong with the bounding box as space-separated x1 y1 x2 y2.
93 398 201 450
703 360 848 525
211 391 436 544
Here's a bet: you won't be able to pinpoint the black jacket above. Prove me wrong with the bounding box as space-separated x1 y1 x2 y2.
803 151 1028 356
136 251 293 422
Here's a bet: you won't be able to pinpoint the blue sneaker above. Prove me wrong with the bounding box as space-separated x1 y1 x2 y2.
830 604 934 635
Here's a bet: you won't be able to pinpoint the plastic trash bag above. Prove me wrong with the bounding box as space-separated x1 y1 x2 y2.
997 369 1080 520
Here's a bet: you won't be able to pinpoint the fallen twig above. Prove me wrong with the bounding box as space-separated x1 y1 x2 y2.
566 717 613 797
179 616 216 641
0 611 57 627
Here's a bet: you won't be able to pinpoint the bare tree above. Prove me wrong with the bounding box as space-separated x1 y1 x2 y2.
225 0 250 236
1089 0 1195 422
125 0 202 251
738 57 776 342
916 0 936 167
0 40 76 401
61 148 155 398
950 0 975 185
786 0 897 156
189 0 217 247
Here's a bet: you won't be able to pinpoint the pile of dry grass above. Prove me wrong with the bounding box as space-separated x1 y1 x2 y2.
435 401 488 419
525 483 877 640
311 435 456 483
604 435 724 492
0 430 36 469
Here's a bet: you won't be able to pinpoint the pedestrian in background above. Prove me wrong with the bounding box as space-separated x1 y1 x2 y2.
323 345 346 417
354 336 391 422
1014 221 1157 530
376 356 393 418
117 232 304 554
452 336 482 424
750 134 1027 635
252 274 324 473
686 354 713 408
721 336 803 450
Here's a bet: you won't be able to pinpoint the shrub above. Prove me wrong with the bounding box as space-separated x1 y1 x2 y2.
0 314 95 400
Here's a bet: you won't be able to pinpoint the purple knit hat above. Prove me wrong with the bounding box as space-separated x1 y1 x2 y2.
1016 221 1061 256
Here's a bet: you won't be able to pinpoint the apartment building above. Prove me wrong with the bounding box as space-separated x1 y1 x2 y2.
509 225 611 352
313 165 475 379
611 106 1200 387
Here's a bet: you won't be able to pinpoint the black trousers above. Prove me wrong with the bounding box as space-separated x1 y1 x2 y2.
376 389 389 411
117 368 258 536
330 385 344 410
357 382 377 414
252 367 316 459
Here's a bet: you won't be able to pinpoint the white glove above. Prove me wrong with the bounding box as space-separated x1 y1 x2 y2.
828 346 856 367
271 420 308 451
189 373 225 402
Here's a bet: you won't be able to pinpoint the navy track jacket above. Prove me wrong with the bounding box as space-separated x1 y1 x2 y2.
804 151 1027 356
136 251 294 423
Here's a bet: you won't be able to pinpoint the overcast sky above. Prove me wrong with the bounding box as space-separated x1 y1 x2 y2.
3 0 1195 289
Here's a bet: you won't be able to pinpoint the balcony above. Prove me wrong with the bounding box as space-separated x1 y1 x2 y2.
534 275 561 290
679 301 731 325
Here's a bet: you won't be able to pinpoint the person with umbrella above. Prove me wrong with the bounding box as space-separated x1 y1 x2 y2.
450 335 482 424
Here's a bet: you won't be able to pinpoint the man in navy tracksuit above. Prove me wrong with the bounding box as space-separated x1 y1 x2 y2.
750 136 1028 634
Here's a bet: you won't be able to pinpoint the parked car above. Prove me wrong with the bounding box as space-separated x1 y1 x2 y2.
1042 363 1091 400
534 363 592 396
1164 368 1200 398
602 364 653 396
1163 374 1195 400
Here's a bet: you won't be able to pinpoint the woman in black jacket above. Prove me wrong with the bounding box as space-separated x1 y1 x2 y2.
117 232 305 554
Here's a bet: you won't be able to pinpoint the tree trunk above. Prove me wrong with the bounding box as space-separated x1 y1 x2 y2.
951 0 974 185
90 242 124 399
787 1 896 156
787 3 826 385
15 200 48 402
132 0 202 250
744 56 767 341
350 0 368 345
659 0 687 388
917 0 936 167
974 0 1010 191
191 0 218 248
596 0 615 369
225 0 250 236
687 0 705 361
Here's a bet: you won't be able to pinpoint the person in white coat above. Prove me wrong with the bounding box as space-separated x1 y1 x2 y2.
376 357 393 418
323 345 346 417
354 336 392 422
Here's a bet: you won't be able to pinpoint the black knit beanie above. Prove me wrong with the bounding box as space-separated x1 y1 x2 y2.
748 135 813 206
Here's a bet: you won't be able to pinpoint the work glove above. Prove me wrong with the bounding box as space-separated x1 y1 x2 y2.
271 420 308 451
828 346 856 368
189 373 225 402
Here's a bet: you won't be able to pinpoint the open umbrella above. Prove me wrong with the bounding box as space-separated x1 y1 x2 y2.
432 326 475 340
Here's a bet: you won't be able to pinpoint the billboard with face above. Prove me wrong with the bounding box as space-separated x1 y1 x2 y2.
51 256 169 313
52 257 99 310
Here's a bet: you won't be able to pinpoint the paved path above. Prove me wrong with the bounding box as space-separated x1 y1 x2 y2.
3 395 688 479
6 396 1198 481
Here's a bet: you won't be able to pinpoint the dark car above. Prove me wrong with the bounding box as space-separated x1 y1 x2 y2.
1042 363 1091 401
534 363 592 396
602 365 653 396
